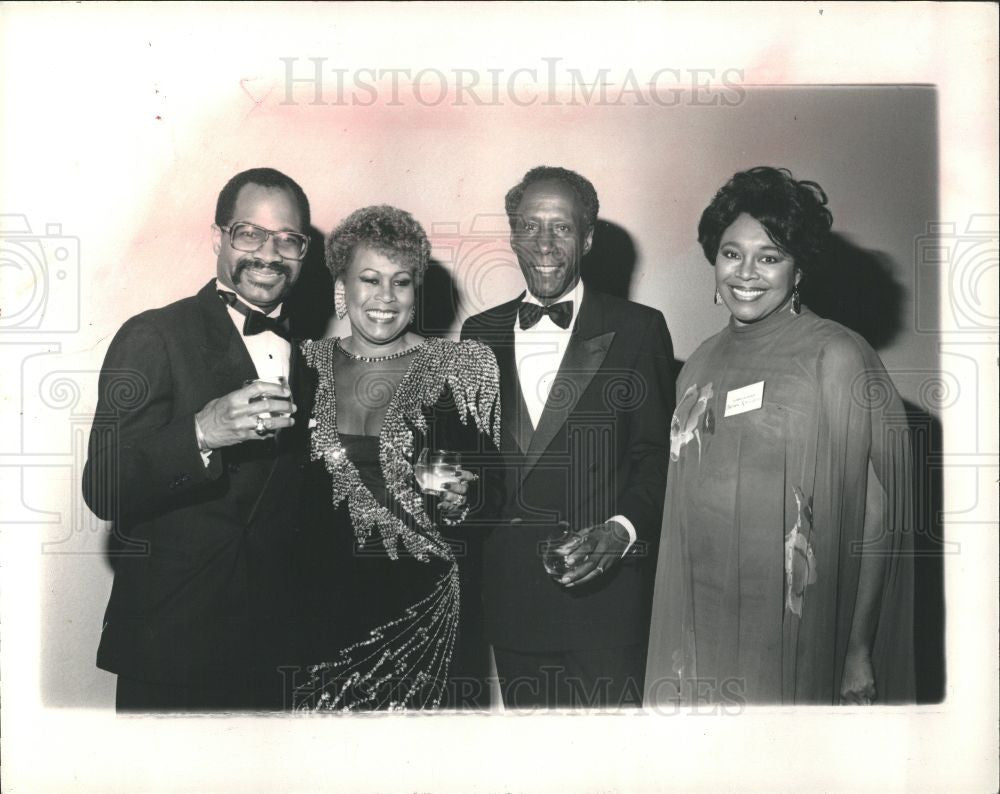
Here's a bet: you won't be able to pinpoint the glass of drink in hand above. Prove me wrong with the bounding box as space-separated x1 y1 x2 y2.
541 522 585 578
414 449 461 495
244 376 290 418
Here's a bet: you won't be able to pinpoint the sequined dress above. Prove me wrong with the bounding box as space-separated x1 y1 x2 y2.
293 337 500 711
644 307 915 705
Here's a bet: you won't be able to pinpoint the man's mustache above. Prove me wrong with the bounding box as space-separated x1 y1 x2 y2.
233 258 292 283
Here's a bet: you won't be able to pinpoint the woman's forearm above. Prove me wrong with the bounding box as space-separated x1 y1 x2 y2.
846 460 890 654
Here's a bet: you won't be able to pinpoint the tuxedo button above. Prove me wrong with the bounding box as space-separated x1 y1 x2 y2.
228 462 241 474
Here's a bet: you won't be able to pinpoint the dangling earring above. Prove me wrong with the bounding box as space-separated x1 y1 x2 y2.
791 285 801 315
408 306 416 325
334 284 347 320
713 288 723 306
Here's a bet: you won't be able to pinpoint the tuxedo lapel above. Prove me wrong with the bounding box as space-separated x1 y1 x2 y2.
195 281 257 396
493 298 533 456
523 291 614 476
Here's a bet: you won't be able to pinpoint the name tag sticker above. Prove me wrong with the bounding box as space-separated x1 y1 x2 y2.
724 381 765 417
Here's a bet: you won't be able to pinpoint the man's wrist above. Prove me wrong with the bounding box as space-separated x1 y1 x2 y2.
606 515 637 557
194 416 211 452
604 520 629 543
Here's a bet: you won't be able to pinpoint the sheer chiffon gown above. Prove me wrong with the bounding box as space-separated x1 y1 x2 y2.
645 307 915 705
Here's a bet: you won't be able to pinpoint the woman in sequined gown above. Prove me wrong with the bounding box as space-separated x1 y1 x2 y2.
645 168 915 706
292 206 500 712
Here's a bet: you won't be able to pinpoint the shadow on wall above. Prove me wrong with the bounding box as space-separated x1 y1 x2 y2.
585 218 687 377
582 219 637 299
802 233 905 351
904 403 946 704
417 260 460 338
286 226 335 342
803 232 945 704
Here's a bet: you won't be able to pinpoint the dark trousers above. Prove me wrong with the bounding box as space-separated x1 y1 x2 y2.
493 644 645 709
115 669 289 712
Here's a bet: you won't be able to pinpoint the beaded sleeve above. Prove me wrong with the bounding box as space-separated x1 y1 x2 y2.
301 336 500 564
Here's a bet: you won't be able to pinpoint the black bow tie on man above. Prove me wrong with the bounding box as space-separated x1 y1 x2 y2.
218 289 291 340
518 300 574 330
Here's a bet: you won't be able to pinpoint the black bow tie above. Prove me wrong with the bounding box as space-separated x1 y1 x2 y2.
218 290 291 340
518 300 573 330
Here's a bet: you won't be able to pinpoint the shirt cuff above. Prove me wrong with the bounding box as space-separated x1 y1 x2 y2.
194 417 213 468
607 515 636 557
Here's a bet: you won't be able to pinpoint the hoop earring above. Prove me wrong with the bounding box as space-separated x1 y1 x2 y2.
713 289 723 306
791 286 801 315
334 284 348 320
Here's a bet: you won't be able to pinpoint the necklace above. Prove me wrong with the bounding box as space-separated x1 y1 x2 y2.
334 337 424 363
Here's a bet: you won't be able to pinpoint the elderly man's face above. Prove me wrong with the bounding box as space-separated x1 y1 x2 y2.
510 180 593 304
212 184 305 312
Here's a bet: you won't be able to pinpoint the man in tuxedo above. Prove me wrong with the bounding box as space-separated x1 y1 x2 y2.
82 167 315 710
461 166 674 709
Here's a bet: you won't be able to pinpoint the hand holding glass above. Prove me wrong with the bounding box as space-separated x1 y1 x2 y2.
244 376 291 418
541 522 586 577
414 449 462 495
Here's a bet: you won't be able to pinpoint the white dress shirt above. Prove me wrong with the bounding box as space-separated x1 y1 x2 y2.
197 279 291 465
513 280 636 553
222 296 291 383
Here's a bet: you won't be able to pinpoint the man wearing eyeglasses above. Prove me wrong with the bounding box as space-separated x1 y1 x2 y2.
82 167 316 710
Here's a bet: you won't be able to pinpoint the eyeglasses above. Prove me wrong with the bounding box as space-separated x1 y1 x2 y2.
220 222 310 260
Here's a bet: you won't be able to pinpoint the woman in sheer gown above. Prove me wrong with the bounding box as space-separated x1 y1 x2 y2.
645 167 915 706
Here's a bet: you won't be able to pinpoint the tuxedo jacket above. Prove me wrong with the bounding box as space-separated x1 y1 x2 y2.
82 280 315 688
461 288 674 652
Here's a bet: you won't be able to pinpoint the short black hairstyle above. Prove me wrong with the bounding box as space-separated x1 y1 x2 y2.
326 205 431 284
214 167 311 230
504 165 600 231
697 166 833 275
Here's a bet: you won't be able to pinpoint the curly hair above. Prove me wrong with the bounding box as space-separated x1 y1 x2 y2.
697 166 833 275
325 205 431 283
504 165 600 230
215 167 310 229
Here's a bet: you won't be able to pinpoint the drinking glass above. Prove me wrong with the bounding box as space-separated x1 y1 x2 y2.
244 375 290 418
414 449 462 495
541 521 585 578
